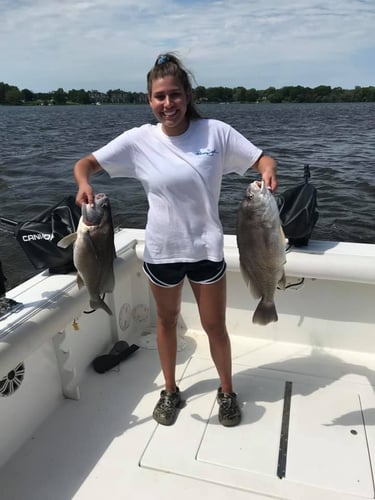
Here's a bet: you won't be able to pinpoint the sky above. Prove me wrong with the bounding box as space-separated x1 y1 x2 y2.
1 0 375 93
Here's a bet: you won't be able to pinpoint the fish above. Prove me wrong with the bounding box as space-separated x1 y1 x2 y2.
237 180 286 325
58 193 116 315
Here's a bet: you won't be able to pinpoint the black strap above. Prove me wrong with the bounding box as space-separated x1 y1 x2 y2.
303 163 311 183
0 260 7 297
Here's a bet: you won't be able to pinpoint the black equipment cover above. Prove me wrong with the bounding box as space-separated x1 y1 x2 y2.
276 165 319 247
11 196 81 274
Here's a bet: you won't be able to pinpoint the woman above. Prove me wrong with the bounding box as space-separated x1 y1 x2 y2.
74 53 277 427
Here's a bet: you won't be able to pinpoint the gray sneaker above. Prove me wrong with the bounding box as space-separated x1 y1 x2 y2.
217 388 241 427
153 387 181 426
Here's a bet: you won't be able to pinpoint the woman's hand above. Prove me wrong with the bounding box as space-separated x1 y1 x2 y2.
261 166 278 192
254 154 278 192
76 182 95 207
73 154 102 206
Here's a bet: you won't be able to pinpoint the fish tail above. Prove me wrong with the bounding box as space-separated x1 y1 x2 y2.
252 299 278 325
90 298 113 316
278 270 286 290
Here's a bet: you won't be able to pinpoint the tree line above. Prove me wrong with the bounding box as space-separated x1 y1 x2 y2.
0 83 147 105
195 85 375 103
1 81 374 105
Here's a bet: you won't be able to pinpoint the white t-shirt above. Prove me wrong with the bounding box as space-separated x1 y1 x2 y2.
93 118 262 263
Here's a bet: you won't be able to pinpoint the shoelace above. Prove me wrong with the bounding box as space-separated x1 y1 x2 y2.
219 393 235 409
157 394 178 414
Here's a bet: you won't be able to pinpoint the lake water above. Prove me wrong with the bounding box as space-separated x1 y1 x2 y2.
1 102 374 288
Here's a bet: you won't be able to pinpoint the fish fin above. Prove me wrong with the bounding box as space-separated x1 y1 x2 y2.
278 270 286 290
249 280 262 299
90 298 113 316
239 262 250 287
76 273 85 289
102 270 115 293
240 261 262 297
57 233 77 248
252 299 278 325
279 224 286 241
100 264 115 293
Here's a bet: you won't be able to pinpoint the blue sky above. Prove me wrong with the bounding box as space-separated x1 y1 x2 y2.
1 0 374 92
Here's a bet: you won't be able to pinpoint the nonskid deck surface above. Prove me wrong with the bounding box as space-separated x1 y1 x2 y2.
1 331 375 500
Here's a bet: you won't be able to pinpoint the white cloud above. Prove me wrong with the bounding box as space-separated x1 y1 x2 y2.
1 0 374 91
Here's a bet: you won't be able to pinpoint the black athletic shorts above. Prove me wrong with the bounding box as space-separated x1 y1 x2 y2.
143 259 226 288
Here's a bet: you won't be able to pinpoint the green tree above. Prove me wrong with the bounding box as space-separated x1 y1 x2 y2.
0 82 7 103
21 88 35 102
312 85 332 102
364 86 375 101
67 88 90 104
5 87 22 105
206 86 233 102
0 82 19 104
233 86 247 102
246 88 259 102
194 86 207 101
330 87 344 102
52 88 67 104
352 86 367 102
262 87 277 102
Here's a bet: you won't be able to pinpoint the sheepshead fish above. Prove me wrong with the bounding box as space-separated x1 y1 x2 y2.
237 181 286 325
58 193 115 315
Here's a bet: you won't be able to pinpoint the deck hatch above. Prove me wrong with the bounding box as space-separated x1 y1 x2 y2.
140 357 375 499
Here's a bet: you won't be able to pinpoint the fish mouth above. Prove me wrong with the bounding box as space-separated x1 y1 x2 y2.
82 193 108 225
246 180 265 198
82 205 95 226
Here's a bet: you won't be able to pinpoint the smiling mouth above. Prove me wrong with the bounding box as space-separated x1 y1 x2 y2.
162 110 178 118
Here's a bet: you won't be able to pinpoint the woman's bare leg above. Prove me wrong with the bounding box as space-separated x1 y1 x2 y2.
189 276 233 393
148 281 184 392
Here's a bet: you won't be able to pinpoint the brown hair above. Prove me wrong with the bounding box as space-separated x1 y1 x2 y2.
147 53 202 120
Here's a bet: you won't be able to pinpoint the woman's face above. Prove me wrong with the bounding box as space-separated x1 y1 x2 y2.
149 75 190 136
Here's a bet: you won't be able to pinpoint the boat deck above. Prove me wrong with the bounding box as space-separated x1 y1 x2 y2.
1 330 374 500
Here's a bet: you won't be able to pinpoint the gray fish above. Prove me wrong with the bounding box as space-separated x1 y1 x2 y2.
237 181 286 325
58 193 115 315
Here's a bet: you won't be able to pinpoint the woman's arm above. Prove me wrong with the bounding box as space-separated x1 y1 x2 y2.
73 154 103 206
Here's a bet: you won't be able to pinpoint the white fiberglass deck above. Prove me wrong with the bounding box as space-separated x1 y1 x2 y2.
1 330 374 500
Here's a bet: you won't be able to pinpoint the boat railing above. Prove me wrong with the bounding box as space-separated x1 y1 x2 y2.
1 232 375 381
221 236 375 285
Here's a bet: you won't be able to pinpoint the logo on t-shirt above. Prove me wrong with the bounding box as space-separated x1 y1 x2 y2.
195 148 218 156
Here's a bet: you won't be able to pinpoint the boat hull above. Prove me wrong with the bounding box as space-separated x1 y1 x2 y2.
0 229 374 499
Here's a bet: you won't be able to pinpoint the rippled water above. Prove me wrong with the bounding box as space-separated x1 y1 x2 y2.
1 102 374 288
